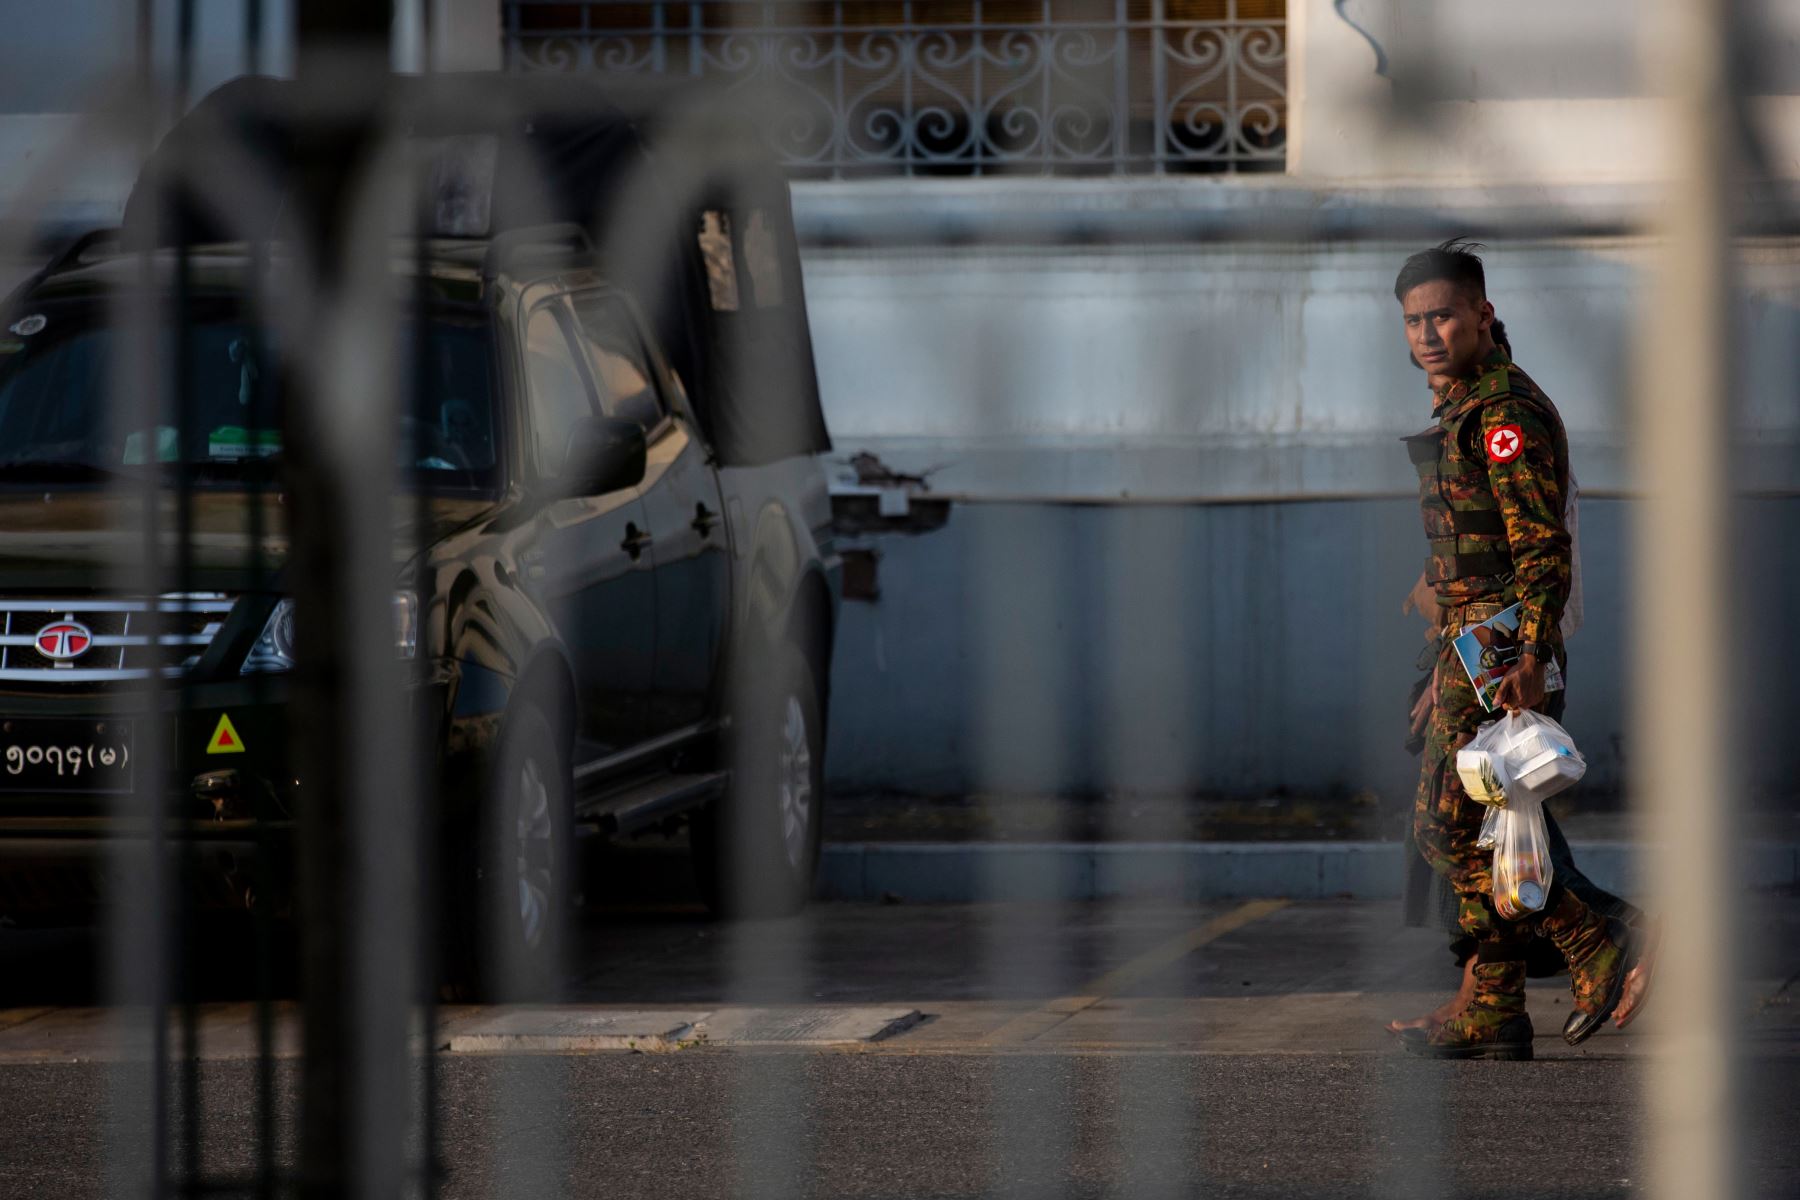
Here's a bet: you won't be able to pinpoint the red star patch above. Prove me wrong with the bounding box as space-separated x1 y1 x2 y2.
1485 424 1524 462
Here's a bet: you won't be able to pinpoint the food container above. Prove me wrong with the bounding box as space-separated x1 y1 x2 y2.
1508 742 1586 799
1455 746 1511 808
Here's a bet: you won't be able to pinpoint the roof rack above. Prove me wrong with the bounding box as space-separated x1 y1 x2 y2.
479 222 593 284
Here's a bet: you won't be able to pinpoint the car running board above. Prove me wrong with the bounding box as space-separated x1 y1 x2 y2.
576 770 727 837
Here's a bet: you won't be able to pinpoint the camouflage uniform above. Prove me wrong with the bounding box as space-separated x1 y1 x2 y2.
1402 348 1623 1054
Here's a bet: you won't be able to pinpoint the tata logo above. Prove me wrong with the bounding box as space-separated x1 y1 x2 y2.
35 619 93 661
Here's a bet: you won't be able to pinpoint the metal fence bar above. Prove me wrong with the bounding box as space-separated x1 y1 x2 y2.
1639 0 1744 1197
1151 0 1168 175
1112 0 1129 176
101 9 172 1197
502 0 1287 176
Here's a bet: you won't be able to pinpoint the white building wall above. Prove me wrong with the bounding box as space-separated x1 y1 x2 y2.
1290 0 1800 183
795 185 1800 502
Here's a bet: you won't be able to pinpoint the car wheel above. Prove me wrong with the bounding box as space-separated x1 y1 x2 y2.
476 703 572 1000
694 641 825 918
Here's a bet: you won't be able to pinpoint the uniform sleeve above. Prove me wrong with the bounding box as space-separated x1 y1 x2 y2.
1478 399 1570 646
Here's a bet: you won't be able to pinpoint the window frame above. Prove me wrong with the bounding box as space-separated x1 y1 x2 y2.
518 294 605 484
565 286 679 448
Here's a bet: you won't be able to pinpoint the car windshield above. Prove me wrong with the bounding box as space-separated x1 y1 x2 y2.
0 304 499 491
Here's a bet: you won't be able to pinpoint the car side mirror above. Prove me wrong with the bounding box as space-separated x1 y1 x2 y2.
560 415 646 497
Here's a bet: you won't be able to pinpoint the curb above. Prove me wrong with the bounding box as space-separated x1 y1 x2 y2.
814 840 1800 904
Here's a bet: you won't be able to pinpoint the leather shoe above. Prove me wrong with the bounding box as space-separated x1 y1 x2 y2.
1561 958 1628 1046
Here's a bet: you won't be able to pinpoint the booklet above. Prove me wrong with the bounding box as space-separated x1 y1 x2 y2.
1452 602 1566 712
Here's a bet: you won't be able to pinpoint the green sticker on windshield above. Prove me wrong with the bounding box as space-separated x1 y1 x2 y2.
207 426 281 460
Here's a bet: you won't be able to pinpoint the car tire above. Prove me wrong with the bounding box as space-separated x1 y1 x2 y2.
693 641 825 919
474 702 573 1000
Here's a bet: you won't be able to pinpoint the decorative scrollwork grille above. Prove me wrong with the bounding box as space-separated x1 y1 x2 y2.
503 1 1287 177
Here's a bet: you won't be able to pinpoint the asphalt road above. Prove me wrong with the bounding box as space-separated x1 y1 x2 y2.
2 887 1797 1199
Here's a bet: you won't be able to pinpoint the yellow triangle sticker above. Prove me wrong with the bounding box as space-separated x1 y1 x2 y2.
206 713 246 755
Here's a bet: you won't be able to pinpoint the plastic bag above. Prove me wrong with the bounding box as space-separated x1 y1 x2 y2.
1494 709 1586 804
1456 709 1586 809
1455 724 1512 809
1492 792 1555 919
1476 803 1503 850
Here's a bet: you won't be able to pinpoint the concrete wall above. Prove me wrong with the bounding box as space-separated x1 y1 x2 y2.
821 496 1800 807
800 203 1800 802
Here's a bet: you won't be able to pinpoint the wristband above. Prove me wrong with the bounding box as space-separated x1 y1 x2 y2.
1519 641 1548 660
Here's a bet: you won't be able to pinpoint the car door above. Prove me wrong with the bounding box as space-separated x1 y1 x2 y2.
517 295 658 759
569 290 729 734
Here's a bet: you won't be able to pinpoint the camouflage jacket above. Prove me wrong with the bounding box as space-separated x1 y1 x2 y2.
1402 348 1572 647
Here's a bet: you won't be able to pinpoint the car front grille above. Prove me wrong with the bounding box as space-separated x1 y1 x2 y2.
0 595 235 682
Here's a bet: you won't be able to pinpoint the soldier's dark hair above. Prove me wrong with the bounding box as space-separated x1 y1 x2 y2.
1394 238 1487 303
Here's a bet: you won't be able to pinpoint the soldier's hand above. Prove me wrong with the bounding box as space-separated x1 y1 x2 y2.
1401 570 1434 618
1494 654 1547 713
1409 670 1437 737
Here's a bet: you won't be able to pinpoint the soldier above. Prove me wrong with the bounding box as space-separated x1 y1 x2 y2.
1389 313 1657 1041
1393 239 1630 1059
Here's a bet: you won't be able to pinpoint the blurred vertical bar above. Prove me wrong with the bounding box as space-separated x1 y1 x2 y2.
1098 505 1192 1198
169 6 203 1191
289 5 417 1197
718 17 816 1198
412 11 442 1200
1638 1 1742 1199
242 14 278 1200
105 2 172 1194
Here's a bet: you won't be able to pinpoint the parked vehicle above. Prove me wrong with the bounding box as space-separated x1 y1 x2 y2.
0 76 838 995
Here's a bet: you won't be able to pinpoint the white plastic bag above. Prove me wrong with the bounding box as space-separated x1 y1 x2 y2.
1492 792 1555 919
1458 710 1586 809
1476 803 1503 850
1455 725 1512 809
1494 709 1586 804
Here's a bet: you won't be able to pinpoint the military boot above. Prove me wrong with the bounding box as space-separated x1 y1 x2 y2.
1406 952 1533 1061
1535 886 1626 1046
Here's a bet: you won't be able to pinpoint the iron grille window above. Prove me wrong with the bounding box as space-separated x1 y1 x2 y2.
503 1 1288 177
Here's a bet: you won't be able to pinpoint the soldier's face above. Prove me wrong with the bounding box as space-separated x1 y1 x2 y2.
1400 280 1494 379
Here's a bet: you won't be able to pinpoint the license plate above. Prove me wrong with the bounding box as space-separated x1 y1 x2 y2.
0 718 134 793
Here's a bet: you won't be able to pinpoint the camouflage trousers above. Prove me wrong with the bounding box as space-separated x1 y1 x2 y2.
1412 631 1560 942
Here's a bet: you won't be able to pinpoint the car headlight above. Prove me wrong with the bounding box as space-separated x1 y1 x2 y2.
241 592 419 673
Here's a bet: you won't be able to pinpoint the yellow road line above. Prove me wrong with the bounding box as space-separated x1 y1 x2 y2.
984 899 1291 1045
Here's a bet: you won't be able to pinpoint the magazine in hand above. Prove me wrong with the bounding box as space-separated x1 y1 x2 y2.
1452 602 1566 712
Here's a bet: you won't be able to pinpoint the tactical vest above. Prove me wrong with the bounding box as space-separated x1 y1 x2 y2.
1401 357 1569 595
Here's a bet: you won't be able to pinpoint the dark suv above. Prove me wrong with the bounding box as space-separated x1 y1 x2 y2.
0 77 839 991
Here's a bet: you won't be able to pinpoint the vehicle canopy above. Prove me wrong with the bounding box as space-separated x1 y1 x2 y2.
119 71 830 468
